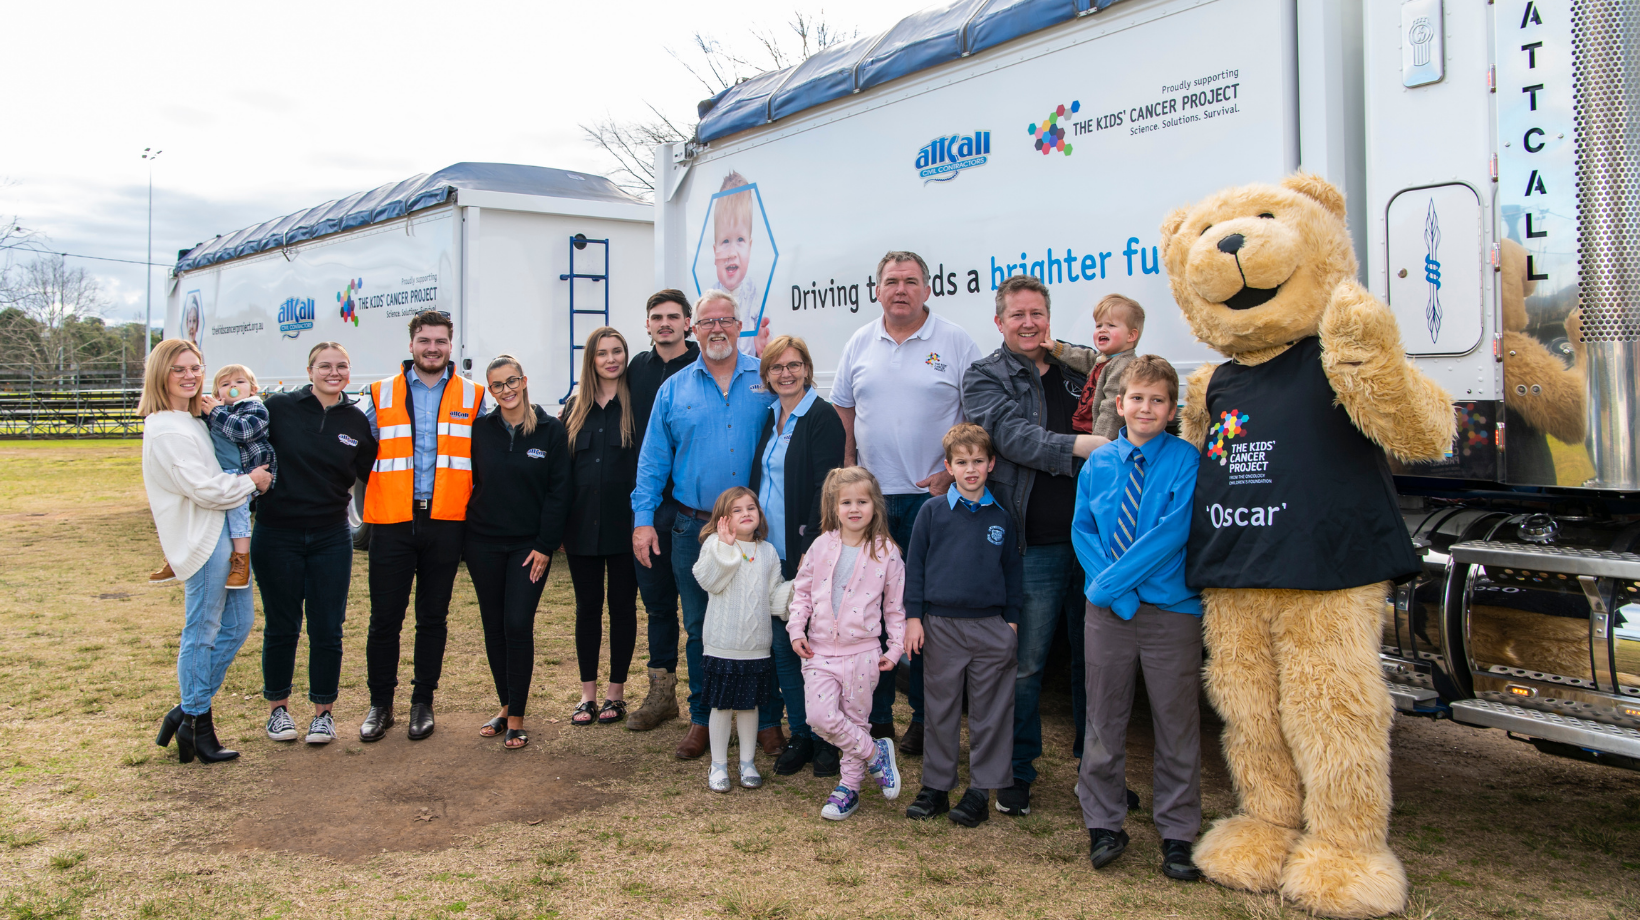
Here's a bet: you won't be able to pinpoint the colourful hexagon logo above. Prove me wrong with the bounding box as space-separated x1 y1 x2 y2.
1028 101 1078 156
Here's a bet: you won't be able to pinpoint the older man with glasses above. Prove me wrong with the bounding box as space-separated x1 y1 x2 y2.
633 290 779 760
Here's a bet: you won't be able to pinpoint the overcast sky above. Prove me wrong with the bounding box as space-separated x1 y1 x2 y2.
3 0 929 326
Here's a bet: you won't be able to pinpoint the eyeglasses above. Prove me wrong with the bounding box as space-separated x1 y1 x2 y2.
489 376 525 393
310 362 350 374
694 316 741 329
168 364 204 377
767 361 806 377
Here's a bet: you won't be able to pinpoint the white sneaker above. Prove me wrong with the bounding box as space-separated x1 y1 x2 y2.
306 712 337 744
868 738 901 800
708 762 732 793
821 785 860 820
265 706 297 742
739 760 763 789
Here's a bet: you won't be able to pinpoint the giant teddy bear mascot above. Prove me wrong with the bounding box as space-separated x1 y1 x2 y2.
1161 174 1457 919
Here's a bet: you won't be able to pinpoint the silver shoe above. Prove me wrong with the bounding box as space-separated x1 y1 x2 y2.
739 760 763 789
707 762 732 793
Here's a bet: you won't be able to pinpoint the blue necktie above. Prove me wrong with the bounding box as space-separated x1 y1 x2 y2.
1112 452 1146 558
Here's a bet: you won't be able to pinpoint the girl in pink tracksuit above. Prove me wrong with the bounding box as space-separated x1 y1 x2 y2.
788 467 907 820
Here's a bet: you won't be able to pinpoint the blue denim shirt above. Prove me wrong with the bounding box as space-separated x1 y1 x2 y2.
756 387 818 560
361 363 487 501
633 351 775 528
1071 429 1201 619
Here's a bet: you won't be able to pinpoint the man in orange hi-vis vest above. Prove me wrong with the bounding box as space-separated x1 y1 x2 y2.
357 310 487 743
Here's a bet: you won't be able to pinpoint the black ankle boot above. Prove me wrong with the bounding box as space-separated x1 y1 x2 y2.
156 705 184 748
185 710 239 763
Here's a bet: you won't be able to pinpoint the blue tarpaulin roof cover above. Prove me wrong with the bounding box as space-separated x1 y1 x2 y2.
174 163 642 273
697 0 1126 143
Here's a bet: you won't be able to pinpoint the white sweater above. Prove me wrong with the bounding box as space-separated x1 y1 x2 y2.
142 410 257 580
693 538 793 660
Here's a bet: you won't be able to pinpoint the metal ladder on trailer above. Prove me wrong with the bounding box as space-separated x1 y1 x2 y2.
559 233 609 404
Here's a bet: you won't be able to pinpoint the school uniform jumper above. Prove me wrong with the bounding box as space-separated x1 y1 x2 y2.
786 532 907 791
903 490 1023 792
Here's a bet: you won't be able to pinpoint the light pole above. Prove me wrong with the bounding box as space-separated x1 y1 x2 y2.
142 147 163 362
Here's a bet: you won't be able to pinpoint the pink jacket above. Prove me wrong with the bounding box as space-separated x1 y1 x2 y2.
786 531 906 661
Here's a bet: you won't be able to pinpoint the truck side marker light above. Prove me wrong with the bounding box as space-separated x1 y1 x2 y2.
1623 707 1640 720
1507 684 1537 698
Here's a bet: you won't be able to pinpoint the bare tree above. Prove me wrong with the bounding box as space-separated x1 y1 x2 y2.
581 9 858 195
0 253 110 382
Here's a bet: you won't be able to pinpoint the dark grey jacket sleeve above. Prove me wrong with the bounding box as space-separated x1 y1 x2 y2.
960 355 1078 479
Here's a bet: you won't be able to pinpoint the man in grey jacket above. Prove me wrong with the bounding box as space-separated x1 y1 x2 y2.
961 273 1104 818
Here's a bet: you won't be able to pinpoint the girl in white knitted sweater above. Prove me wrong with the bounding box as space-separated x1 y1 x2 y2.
692 486 793 793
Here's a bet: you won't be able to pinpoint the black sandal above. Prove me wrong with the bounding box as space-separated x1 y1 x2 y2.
571 700 598 726
479 715 507 737
504 728 529 750
598 699 628 724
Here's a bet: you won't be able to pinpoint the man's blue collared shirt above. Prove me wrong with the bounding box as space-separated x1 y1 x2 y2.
634 351 775 527
757 387 818 560
1071 428 1201 619
947 486 997 513
361 363 487 501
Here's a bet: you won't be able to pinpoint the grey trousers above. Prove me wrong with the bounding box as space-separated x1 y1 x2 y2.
922 614 1018 792
1077 602 1204 841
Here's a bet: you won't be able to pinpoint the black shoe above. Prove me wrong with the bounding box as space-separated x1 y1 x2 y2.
182 710 239 763
869 721 896 740
811 739 840 778
996 778 1031 817
156 704 184 748
1127 788 1142 811
774 735 814 776
359 704 394 743
898 720 924 756
408 702 435 740
1160 839 1202 881
905 787 950 820
948 788 990 827
1089 828 1130 869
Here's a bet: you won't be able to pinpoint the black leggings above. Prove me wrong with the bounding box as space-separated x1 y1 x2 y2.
464 540 548 716
566 552 638 685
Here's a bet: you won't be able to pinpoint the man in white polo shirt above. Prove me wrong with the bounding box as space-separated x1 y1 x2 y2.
831 250 982 757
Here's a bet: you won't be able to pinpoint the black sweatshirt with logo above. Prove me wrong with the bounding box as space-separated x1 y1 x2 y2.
255 386 378 530
466 406 573 555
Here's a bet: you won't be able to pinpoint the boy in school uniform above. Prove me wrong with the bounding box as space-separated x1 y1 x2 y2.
1071 294 1145 439
1069 355 1205 881
901 423 1024 827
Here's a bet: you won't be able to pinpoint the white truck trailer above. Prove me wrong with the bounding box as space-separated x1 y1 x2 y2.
658 0 1640 766
165 163 654 404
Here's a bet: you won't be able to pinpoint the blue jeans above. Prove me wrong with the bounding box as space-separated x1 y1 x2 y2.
1012 542 1086 784
221 467 252 539
636 500 680 672
871 492 929 725
178 521 256 715
671 512 783 730
769 617 811 738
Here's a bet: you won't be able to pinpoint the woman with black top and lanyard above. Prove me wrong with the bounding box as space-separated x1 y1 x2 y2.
561 327 642 726
465 354 571 750
748 335 846 776
253 342 378 745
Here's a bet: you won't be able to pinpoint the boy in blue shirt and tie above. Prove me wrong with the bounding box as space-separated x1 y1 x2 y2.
1070 355 1204 881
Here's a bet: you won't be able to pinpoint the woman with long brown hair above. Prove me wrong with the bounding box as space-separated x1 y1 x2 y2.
561 326 641 725
465 354 571 750
141 338 272 763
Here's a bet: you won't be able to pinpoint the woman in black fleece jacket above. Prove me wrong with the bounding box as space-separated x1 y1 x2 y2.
465 355 571 750
252 342 377 745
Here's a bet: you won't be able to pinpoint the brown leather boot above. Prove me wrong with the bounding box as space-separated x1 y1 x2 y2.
226 552 251 590
626 668 679 732
148 561 177 585
674 723 709 760
757 725 787 756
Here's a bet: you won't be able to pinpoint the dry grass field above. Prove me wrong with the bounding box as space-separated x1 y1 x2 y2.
2 440 1639 920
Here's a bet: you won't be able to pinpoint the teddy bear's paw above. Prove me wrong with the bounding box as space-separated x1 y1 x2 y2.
1193 814 1298 892
1320 280 1402 365
1279 835 1407 919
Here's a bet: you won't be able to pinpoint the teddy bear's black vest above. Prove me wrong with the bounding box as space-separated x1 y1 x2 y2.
1185 336 1420 591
